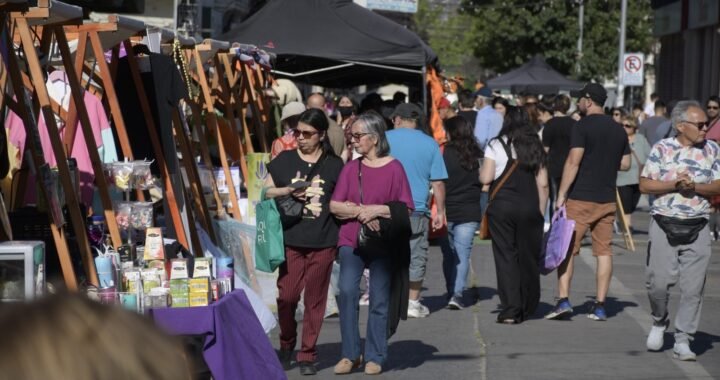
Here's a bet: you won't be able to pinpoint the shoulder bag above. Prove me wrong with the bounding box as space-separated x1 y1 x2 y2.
275 152 326 229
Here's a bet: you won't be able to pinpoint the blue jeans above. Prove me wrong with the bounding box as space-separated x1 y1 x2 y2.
440 221 480 298
337 246 393 365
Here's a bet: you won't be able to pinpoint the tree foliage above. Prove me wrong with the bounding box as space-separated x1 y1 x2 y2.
416 0 654 81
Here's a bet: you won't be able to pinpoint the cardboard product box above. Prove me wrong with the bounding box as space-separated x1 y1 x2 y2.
169 278 189 293
189 291 209 307
144 228 165 261
172 296 189 308
123 270 141 293
188 277 209 293
170 259 189 280
146 260 167 281
193 257 212 278
141 269 161 293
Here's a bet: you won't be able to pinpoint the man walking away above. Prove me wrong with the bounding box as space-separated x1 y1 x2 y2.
387 103 448 318
307 93 346 157
640 100 719 361
473 87 503 150
550 83 631 322
457 89 478 128
640 100 668 144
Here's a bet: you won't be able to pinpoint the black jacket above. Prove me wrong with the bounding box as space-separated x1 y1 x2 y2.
385 201 411 338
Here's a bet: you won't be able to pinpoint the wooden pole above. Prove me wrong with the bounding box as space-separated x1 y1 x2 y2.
53 26 123 250
122 39 189 249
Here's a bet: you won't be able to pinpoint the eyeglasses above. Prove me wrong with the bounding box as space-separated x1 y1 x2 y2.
682 120 710 130
350 132 371 141
708 105 719 110
292 129 319 139
622 124 634 128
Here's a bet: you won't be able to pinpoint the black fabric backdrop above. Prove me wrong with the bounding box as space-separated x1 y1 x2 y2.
220 0 438 88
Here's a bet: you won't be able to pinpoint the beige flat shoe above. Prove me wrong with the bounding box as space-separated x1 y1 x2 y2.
333 357 362 375
364 361 382 375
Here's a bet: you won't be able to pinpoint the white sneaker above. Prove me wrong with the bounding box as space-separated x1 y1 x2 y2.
673 342 697 361
407 300 430 318
646 320 668 351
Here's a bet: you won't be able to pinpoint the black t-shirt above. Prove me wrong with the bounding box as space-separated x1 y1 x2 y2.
267 150 344 248
568 114 630 203
542 116 576 180
458 110 478 128
443 146 482 222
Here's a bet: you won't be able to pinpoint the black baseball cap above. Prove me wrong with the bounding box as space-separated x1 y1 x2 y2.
390 103 424 120
570 83 607 105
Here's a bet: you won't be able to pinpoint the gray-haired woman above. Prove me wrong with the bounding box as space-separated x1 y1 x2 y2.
330 112 414 375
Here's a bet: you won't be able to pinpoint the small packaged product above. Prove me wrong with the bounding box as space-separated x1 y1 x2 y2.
193 257 212 278
131 160 155 190
188 277 209 293
114 202 132 231
169 278 189 293
144 228 165 261
146 260 167 282
130 202 154 229
112 161 133 191
189 292 209 307
170 259 189 280
141 269 161 293
172 294 189 308
123 270 141 293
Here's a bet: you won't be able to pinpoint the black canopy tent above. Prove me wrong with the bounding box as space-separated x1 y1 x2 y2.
486 55 583 94
219 0 439 89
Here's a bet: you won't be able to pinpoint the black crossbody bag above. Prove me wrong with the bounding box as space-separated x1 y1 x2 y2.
652 214 708 246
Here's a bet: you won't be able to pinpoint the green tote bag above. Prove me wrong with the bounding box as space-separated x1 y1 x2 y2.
255 188 286 272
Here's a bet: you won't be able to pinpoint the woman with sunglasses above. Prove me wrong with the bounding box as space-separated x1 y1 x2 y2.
616 116 651 233
330 112 413 375
264 108 344 375
703 96 720 239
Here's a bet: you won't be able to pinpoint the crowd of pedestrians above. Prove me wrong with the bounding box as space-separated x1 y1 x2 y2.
264 82 720 375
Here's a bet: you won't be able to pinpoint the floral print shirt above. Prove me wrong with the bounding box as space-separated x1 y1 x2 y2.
641 137 720 219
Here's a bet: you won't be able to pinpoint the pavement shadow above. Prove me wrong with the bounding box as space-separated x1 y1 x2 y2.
577 296 639 318
385 340 478 371
525 301 558 321
469 286 497 304
693 331 719 356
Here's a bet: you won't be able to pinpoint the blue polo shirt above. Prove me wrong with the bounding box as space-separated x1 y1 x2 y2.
387 128 448 214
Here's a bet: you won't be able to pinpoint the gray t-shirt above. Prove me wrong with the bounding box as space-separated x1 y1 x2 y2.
617 134 651 187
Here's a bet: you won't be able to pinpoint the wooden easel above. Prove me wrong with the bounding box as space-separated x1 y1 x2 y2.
615 189 635 252
182 41 245 222
4 3 96 288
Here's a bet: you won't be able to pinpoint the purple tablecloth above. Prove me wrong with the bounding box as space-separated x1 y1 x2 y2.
151 290 286 380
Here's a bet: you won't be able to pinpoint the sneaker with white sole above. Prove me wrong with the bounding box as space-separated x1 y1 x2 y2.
408 300 430 318
646 319 669 351
447 296 464 310
673 342 697 361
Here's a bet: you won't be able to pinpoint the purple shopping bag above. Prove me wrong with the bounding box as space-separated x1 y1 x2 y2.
540 206 576 275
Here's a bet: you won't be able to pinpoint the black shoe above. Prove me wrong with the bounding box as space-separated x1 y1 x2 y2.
299 361 317 376
277 349 293 371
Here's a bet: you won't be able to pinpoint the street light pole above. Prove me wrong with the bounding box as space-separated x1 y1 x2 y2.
576 0 584 76
617 0 627 107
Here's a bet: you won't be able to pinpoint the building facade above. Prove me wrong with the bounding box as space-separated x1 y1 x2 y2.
653 0 720 101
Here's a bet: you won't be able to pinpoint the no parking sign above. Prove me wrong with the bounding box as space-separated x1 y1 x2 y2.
622 53 644 86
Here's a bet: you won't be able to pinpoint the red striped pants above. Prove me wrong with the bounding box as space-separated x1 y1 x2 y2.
277 245 336 362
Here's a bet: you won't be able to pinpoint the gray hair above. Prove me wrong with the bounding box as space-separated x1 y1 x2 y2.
351 112 391 157
671 100 702 129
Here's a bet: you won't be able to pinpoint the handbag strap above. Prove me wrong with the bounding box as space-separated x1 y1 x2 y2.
357 159 364 204
304 150 327 182
489 138 518 201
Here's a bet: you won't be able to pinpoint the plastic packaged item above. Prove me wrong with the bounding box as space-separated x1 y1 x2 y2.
170 259 189 280
114 202 132 231
193 257 212 278
144 228 165 261
88 215 105 247
112 161 133 191
130 202 154 229
131 160 155 190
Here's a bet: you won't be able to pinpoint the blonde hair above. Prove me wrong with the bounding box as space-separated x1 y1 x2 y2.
622 115 637 129
0 294 192 380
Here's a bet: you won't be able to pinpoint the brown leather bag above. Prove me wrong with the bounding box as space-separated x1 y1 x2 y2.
478 161 519 240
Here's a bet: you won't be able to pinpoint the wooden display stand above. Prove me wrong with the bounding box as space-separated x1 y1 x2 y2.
615 189 635 252
3 2 95 288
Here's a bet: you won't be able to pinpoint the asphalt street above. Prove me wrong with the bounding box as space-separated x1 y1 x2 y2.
272 206 720 379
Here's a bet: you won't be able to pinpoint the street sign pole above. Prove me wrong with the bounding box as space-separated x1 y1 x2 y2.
616 0 627 107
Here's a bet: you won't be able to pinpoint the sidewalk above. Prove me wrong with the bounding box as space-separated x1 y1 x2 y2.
272 210 720 379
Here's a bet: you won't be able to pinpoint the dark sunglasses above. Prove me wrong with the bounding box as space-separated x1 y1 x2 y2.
292 129 320 139
682 120 709 130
